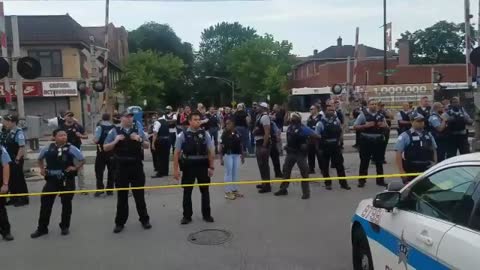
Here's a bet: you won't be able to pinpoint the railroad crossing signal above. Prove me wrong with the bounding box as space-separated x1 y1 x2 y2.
0 56 41 80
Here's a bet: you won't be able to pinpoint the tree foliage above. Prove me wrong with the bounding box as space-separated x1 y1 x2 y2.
117 50 184 110
397 20 476 64
227 34 293 104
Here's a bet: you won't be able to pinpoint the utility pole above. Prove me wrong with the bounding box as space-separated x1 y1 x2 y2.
383 0 388 85
0 3 11 108
466 0 472 88
102 0 110 110
11 16 24 123
474 0 480 151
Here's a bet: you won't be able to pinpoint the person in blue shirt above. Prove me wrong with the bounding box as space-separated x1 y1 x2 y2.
0 146 13 241
274 112 320 200
395 112 437 183
103 111 151 234
93 113 115 197
1 114 29 206
428 102 448 162
442 96 473 158
31 128 85 238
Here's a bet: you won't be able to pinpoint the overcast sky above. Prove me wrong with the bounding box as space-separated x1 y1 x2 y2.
3 0 471 56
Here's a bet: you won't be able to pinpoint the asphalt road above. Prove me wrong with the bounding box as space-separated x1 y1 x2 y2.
2 151 401 270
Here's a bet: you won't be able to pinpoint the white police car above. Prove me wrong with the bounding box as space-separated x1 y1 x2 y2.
351 153 480 270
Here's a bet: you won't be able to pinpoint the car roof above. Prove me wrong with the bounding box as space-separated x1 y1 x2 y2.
424 153 480 174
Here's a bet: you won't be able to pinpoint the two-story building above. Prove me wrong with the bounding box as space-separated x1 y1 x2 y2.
1 15 126 130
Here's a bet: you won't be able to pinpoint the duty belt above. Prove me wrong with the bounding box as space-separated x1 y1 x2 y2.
182 155 208 160
451 130 467 135
324 138 338 143
360 133 384 139
158 136 170 139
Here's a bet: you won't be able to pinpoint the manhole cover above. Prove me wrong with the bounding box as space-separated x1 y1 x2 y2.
187 229 232 245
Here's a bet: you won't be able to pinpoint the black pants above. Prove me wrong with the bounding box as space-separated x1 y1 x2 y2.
209 128 219 153
403 162 430 184
169 132 177 153
382 130 390 162
279 151 310 195
37 176 75 231
95 151 114 190
150 137 159 172
436 137 448 163
115 162 149 226
358 138 385 185
156 138 171 176
182 164 211 219
270 142 283 177
0 197 10 235
446 134 470 158
321 146 348 187
255 142 271 190
307 143 322 173
8 159 28 202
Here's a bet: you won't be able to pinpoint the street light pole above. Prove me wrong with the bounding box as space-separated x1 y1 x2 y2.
383 0 388 85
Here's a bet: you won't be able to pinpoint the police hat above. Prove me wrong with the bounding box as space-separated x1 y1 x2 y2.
409 112 424 121
290 112 302 120
165 105 173 110
3 114 18 123
120 111 134 117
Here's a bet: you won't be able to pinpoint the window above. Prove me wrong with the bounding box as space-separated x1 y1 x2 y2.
399 166 480 226
27 50 63 77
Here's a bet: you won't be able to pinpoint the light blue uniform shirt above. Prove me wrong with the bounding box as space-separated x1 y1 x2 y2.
0 146 11 165
395 129 437 152
104 121 147 144
175 128 214 151
7 127 26 146
94 121 113 141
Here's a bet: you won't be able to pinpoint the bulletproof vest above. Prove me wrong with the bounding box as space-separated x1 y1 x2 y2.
254 113 270 136
286 124 308 150
1 128 20 160
446 108 467 132
306 114 321 130
113 126 143 161
65 124 82 148
379 109 392 127
45 143 75 171
429 113 447 139
416 107 431 130
97 124 114 152
222 130 242 155
404 130 434 164
363 112 385 135
182 130 208 159
166 113 176 129
320 117 342 144
157 119 170 137
398 111 412 134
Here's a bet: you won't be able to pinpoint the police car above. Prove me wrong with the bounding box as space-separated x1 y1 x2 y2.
351 153 480 270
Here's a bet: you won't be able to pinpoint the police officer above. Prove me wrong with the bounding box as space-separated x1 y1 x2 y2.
165 106 178 153
416 96 432 131
316 104 351 190
274 113 318 199
429 102 448 162
152 111 171 178
395 112 437 183
148 112 160 174
173 111 215 224
103 111 151 233
31 129 85 238
253 102 272 193
378 102 393 164
206 106 220 154
306 104 322 174
352 100 367 148
397 102 413 135
270 120 283 178
1 114 28 206
62 112 88 193
0 146 13 241
354 99 388 187
444 97 473 157
93 113 115 197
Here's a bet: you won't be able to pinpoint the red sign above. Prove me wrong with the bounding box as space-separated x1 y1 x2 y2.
0 82 42 97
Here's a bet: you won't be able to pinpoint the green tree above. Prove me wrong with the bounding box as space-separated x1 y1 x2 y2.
117 50 184 110
195 22 258 105
227 35 293 104
397 21 476 64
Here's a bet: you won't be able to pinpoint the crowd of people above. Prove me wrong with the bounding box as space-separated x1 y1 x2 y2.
0 94 474 241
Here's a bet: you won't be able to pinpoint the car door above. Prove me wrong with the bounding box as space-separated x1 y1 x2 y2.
373 165 480 270
437 175 480 270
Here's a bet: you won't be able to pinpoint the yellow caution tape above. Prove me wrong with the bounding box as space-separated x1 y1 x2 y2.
0 172 420 198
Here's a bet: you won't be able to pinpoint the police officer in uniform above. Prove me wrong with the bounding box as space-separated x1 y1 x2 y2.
93 113 115 197
253 102 272 193
416 96 432 131
429 102 448 162
274 113 318 199
352 100 367 148
148 112 160 174
395 112 437 183
165 106 178 153
270 120 283 178
31 129 85 238
103 111 151 233
397 102 412 135
152 111 171 178
443 97 473 158
0 146 13 241
354 99 388 187
206 106 220 154
306 104 322 174
1 114 28 206
173 111 215 224
62 112 88 193
316 104 351 190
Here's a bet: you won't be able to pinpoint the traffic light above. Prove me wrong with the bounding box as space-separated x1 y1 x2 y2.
0 56 41 80
331 84 343 95
92 80 105 92
470 47 480 67
76 80 105 94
